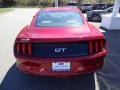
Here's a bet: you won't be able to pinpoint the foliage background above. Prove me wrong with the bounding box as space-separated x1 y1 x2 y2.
0 0 115 7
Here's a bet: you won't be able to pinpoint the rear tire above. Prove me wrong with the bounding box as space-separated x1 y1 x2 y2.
87 17 91 21
91 14 101 22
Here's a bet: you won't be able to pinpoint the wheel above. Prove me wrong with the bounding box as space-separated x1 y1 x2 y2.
91 14 101 22
87 17 91 21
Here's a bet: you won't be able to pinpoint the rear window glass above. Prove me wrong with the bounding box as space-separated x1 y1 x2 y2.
82 4 91 6
95 4 106 6
68 3 77 6
36 11 84 27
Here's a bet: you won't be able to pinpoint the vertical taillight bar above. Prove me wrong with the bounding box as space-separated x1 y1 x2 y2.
22 43 26 55
89 39 105 55
16 43 32 56
100 40 104 51
95 41 98 53
17 43 20 53
89 41 93 54
28 43 32 56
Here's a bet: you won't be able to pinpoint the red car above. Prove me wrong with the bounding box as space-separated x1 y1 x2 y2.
14 7 107 76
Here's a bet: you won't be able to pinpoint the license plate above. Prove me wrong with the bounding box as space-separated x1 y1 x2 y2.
52 62 70 72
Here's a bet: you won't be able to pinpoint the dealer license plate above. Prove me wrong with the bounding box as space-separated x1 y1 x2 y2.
52 62 70 72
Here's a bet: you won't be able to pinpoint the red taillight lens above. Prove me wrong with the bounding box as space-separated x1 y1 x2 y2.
22 43 26 55
16 43 20 53
89 39 105 55
28 43 32 56
89 41 93 54
15 43 32 56
100 40 104 51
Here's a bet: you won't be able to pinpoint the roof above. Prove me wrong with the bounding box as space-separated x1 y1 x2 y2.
40 7 80 12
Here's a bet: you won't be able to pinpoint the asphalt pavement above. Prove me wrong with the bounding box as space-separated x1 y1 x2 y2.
97 28 120 90
0 8 120 90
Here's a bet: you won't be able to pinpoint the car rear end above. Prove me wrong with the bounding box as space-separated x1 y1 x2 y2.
93 3 107 10
67 1 78 8
107 3 114 8
14 7 107 76
81 4 92 13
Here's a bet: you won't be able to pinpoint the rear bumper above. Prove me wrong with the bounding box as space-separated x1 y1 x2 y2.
16 50 107 76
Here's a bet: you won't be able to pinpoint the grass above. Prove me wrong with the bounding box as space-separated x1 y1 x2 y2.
0 8 13 13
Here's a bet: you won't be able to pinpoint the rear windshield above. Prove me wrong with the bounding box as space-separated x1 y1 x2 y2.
82 4 91 6
36 11 84 27
68 3 77 6
95 4 106 6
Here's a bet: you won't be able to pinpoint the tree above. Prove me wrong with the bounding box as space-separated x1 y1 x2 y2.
2 0 15 6
98 0 103 3
0 0 3 3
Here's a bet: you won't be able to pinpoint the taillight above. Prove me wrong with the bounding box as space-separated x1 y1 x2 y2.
16 43 20 53
89 39 105 55
28 43 32 56
15 43 32 56
22 43 26 55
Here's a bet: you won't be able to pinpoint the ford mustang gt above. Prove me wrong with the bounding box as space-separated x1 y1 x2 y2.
14 7 107 76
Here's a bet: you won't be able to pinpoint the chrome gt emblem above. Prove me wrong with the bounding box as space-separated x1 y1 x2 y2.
55 48 66 53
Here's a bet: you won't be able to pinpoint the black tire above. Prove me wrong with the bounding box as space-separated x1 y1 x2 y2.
87 17 91 21
91 14 101 22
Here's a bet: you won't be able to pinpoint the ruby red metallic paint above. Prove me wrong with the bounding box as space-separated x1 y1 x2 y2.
14 7 107 76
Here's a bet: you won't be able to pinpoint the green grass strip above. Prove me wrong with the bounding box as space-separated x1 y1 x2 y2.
0 8 13 13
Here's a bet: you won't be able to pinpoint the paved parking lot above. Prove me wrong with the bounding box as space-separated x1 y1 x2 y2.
97 29 120 90
0 8 120 90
